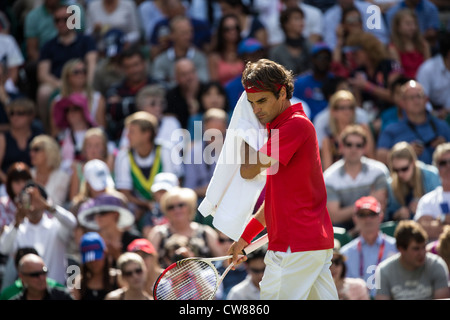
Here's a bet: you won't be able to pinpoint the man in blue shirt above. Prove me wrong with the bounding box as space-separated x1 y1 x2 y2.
293 43 333 121
376 80 450 165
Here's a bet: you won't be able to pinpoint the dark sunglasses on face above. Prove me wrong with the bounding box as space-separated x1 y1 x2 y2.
54 16 68 24
71 68 87 75
343 141 365 149
9 110 30 117
30 146 43 153
356 210 379 218
393 164 410 173
122 268 143 277
22 266 48 278
438 159 450 168
167 202 187 211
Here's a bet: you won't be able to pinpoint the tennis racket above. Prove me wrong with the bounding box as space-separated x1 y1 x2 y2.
153 233 268 300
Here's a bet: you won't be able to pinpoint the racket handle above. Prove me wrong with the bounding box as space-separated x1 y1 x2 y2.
243 234 268 255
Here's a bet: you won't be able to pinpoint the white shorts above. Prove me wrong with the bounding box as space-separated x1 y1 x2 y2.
260 248 338 300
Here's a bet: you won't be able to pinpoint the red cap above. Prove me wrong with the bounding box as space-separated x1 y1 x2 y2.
127 238 156 255
355 196 381 214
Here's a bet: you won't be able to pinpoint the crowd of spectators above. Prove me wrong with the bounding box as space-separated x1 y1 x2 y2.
0 0 450 300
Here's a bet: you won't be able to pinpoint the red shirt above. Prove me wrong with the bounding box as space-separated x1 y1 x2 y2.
259 103 334 252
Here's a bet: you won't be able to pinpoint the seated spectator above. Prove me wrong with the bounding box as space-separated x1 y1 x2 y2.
385 0 440 51
320 90 375 171
114 112 183 227
293 42 333 121
0 181 77 285
0 30 25 93
148 187 222 268
71 232 119 300
379 76 411 132
103 46 159 145
331 240 370 300
138 0 168 45
376 80 450 165
330 5 363 78
324 124 389 235
118 84 182 150
29 134 70 207
10 253 73 300
36 4 97 134
0 247 64 300
77 194 140 265
375 220 450 300
226 245 267 300
415 143 450 241
49 59 105 137
208 14 244 87
105 252 152 300
345 31 402 119
216 0 268 48
268 6 312 77
340 196 398 298
386 141 441 221
127 238 164 296
151 15 210 88
323 0 389 49
0 98 43 185
85 0 141 50
387 9 431 80
52 93 96 173
416 31 450 114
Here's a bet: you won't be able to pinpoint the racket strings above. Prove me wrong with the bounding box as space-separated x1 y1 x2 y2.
155 260 219 300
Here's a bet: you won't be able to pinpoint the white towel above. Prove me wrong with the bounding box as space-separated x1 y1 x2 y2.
198 91 267 240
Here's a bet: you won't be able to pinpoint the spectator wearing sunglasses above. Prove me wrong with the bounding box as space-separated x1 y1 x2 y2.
148 187 222 268
324 124 390 236
386 141 441 221
105 252 152 300
340 196 398 298
331 239 369 300
10 253 73 300
415 143 450 242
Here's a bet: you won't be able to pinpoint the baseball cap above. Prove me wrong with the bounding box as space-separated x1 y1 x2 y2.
83 159 115 191
80 232 106 264
127 238 156 255
237 38 263 55
355 196 381 214
311 42 332 56
151 172 179 193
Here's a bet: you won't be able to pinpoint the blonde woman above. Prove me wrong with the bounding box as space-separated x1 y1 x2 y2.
49 59 106 137
386 141 440 221
29 134 70 206
147 187 221 268
105 252 152 300
321 90 374 170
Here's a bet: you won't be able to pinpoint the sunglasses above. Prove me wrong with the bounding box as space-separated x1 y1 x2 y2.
54 16 68 24
22 266 48 278
249 267 265 274
393 164 410 173
122 268 143 277
335 105 355 111
438 159 450 168
356 210 379 218
30 146 43 153
343 141 365 149
167 202 187 211
71 68 87 75
9 110 30 117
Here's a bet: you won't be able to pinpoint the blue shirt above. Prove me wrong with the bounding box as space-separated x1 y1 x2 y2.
39 33 96 78
293 72 333 121
341 232 398 298
377 114 450 164
386 0 440 33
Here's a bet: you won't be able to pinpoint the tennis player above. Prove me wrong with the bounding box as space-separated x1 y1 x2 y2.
228 59 338 300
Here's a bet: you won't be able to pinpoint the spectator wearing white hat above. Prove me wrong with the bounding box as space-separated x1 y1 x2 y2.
141 172 179 238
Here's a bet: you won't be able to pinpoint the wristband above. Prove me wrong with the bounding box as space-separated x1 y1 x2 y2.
241 218 264 244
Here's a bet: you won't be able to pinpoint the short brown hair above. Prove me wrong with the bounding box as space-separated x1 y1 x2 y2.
394 220 428 250
241 59 294 99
